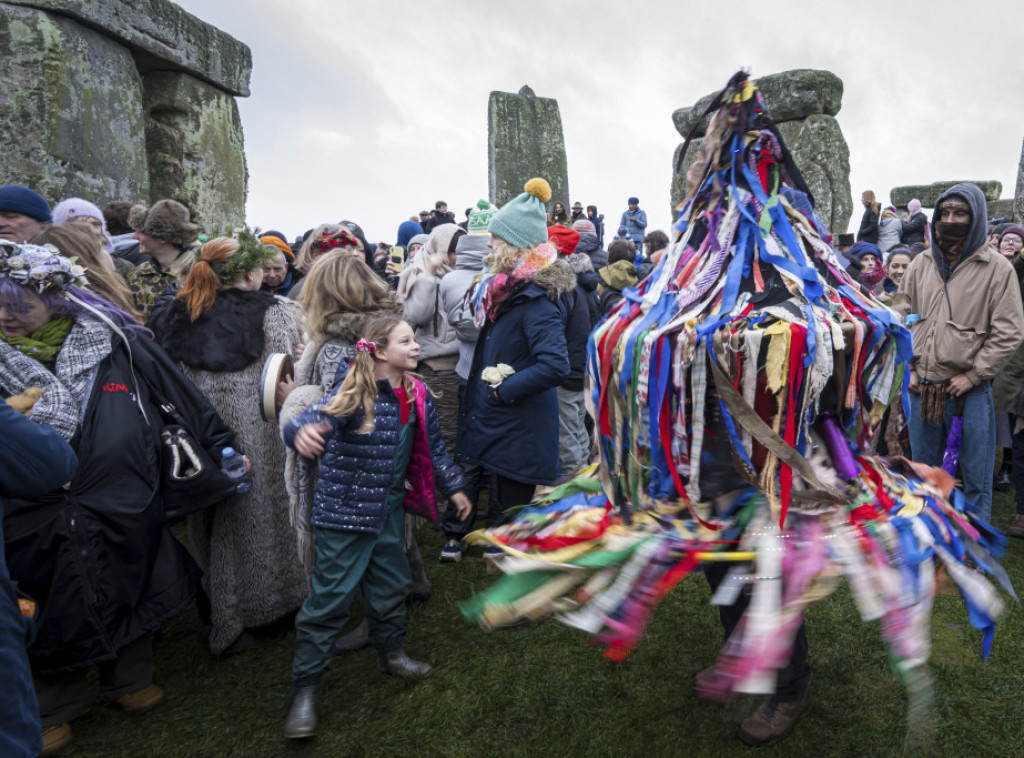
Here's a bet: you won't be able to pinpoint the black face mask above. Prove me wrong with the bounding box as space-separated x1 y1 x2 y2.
936 221 971 255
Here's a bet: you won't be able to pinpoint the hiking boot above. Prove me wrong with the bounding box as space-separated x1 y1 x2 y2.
379 648 432 678
284 685 318 739
41 724 72 755
331 618 369 655
738 689 812 746
115 684 164 713
1009 514 1024 539
439 539 463 563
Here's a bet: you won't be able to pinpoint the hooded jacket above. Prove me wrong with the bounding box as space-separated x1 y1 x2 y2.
439 234 489 380
396 220 424 249
598 260 639 315
401 224 465 369
896 183 1024 385
457 259 574 484
574 231 608 270
587 206 605 247
900 212 928 245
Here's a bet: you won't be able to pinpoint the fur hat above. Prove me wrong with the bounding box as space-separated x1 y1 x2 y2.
128 199 198 246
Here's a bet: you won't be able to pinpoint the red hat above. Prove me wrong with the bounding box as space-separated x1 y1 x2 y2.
547 224 580 256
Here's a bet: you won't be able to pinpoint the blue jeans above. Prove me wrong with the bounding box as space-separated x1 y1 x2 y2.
908 381 995 522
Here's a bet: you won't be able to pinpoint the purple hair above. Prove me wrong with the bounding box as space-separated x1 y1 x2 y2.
0 277 146 334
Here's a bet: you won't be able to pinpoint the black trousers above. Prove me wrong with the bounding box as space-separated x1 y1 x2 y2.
703 561 810 702
35 633 154 726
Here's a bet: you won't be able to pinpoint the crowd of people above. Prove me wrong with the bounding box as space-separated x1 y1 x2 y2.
1 174 1023 754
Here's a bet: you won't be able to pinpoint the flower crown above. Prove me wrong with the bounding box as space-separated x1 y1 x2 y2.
315 228 360 254
0 241 89 294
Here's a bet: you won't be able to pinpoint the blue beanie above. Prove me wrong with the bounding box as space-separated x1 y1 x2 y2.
628 197 639 205
848 241 882 262
488 178 552 249
0 185 51 222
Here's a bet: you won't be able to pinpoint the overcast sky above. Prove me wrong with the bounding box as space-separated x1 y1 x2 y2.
175 0 1024 246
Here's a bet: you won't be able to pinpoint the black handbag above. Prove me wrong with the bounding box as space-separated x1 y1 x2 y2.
156 401 238 520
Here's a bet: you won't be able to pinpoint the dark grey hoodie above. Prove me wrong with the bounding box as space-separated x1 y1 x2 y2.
440 234 490 380
930 182 989 282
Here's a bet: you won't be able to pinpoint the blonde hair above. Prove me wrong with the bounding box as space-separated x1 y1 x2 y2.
296 223 344 273
322 315 415 433
176 237 237 320
301 253 398 344
487 236 525 274
31 226 142 322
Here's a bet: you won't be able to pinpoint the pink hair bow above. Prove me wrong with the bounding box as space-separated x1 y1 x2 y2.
356 339 376 355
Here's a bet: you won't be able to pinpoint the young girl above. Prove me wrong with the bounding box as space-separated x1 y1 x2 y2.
282 315 471 740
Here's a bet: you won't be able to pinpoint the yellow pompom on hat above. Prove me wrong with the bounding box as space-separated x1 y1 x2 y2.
488 177 552 248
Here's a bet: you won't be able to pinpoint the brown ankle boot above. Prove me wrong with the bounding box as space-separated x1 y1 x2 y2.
738 689 812 746
1009 514 1024 539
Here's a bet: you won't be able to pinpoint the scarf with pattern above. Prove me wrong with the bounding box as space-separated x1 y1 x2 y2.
465 243 557 326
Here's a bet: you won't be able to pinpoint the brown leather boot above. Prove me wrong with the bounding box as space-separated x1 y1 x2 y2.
1009 514 1024 539
41 724 72 755
738 688 812 746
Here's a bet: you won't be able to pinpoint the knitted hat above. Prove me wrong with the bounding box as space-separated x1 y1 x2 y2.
468 198 499 235
547 224 580 256
0 185 51 222
572 219 597 238
408 233 428 249
628 197 639 205
999 225 1024 244
53 198 113 253
617 225 629 237
259 234 294 261
488 178 551 248
848 241 882 262
128 199 198 246
907 198 923 215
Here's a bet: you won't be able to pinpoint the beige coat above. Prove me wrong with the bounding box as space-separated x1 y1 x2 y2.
895 244 1024 385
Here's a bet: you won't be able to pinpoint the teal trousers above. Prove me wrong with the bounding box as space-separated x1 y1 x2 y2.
291 504 411 685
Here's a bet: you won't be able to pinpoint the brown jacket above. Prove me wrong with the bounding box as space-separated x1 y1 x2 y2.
895 244 1024 385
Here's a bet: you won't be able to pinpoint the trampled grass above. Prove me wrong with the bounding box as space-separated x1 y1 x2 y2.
65 492 1024 758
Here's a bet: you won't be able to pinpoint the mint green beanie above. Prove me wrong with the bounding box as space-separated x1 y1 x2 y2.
487 178 551 248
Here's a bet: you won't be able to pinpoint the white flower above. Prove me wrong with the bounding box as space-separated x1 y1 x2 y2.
70 264 86 277
481 366 504 387
496 363 515 379
7 256 25 268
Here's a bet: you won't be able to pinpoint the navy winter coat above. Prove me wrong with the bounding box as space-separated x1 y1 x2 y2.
575 233 607 270
901 212 928 245
285 370 464 534
458 280 571 484
0 402 77 758
561 283 595 391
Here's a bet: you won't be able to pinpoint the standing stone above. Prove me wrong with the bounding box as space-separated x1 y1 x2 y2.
1015 137 1024 223
0 3 149 205
143 72 247 231
488 87 569 210
777 116 852 234
890 181 1002 209
670 70 852 234
0 0 249 227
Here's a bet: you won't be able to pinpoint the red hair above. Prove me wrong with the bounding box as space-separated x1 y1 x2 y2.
176 237 238 321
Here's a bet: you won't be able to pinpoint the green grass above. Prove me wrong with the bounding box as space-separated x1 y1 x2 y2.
63 492 1024 758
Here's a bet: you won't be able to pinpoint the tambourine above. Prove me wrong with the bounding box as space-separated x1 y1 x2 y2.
259 353 294 422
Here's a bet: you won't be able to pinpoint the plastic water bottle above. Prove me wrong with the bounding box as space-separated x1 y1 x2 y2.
221 447 251 493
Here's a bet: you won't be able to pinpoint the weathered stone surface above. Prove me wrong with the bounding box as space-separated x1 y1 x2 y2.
890 181 1002 208
0 3 149 205
143 72 247 231
669 116 852 234
488 89 569 210
1015 137 1024 223
672 69 843 138
988 199 1015 220
777 116 852 234
6 0 251 95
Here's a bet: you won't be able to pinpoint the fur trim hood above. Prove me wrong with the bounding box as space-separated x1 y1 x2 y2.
532 258 577 302
316 300 404 345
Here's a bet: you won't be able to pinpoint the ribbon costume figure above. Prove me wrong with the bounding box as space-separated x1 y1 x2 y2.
461 72 1015 728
